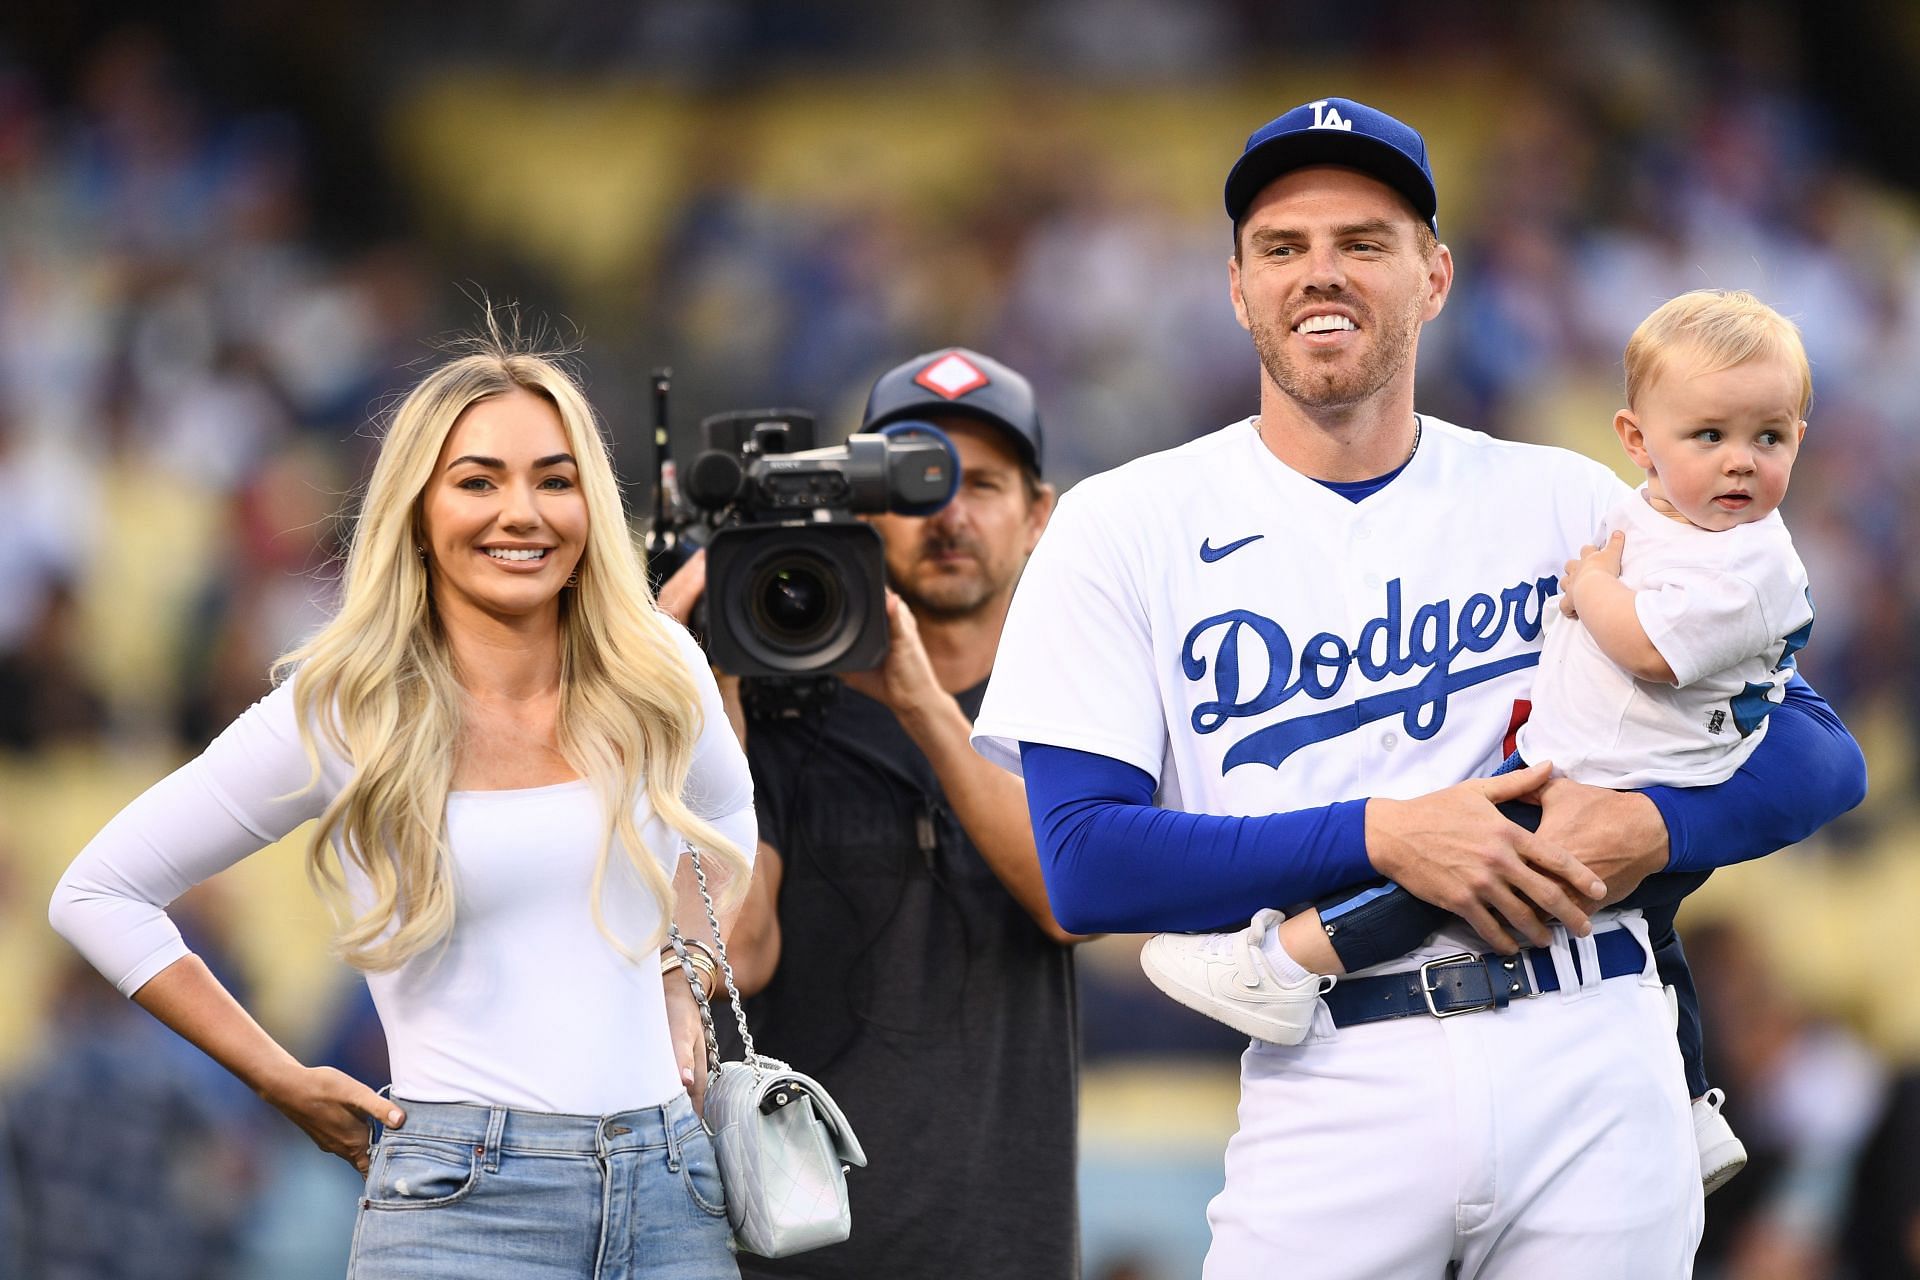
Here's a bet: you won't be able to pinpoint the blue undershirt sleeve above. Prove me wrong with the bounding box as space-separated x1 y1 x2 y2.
1018 742 1372 934
1021 674 1861 932
1645 673 1867 874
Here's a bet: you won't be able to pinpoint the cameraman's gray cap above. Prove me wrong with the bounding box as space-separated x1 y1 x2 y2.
861 347 1044 478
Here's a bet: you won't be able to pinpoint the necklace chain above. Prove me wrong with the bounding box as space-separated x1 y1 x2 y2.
1252 414 1423 473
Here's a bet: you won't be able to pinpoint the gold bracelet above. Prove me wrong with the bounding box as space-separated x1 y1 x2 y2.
661 945 716 996
660 947 714 979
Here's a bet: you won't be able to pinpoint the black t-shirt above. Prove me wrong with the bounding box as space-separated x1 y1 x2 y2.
733 680 1079 1280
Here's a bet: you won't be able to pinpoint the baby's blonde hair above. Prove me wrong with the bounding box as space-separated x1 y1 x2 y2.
1624 289 1812 419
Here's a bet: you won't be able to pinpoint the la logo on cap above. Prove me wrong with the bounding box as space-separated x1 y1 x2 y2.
914 352 990 400
1309 100 1353 131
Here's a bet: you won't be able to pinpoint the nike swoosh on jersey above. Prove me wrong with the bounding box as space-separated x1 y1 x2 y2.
1199 534 1264 563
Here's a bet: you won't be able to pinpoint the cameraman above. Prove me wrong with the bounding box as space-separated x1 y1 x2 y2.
661 348 1084 1279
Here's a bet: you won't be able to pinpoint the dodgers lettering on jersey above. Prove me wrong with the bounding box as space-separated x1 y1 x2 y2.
1182 574 1558 773
974 417 1629 818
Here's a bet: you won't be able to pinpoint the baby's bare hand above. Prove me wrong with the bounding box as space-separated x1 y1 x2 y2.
1561 530 1626 603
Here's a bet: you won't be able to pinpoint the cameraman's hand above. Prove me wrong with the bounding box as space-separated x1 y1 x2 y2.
656 549 707 628
842 591 944 717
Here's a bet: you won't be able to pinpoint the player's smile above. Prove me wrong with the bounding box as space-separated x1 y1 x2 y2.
1291 307 1362 350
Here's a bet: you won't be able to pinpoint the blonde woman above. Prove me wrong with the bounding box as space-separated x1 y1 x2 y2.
50 335 754 1279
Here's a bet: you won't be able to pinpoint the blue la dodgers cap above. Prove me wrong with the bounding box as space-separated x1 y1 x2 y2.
1224 97 1438 235
861 347 1045 478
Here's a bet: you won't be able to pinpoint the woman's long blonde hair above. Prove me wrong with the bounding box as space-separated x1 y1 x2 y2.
276 330 746 971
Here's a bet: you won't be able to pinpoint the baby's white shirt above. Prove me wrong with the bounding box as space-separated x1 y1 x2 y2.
1518 490 1813 788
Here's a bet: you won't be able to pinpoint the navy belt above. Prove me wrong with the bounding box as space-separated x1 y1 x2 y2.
1320 927 1646 1029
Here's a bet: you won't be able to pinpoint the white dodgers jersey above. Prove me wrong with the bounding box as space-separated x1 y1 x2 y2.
975 415 1627 829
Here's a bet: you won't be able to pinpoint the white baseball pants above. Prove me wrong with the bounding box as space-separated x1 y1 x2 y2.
1203 924 1703 1278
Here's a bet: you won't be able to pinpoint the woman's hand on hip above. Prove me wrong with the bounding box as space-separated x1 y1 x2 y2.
258 1062 404 1175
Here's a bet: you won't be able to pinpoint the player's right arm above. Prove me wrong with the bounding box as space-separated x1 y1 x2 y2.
1018 743 1601 949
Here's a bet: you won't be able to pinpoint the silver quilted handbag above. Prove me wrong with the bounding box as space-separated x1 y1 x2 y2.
669 847 868 1258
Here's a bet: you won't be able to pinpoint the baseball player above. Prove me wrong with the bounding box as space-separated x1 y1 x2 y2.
1139 287 1819 1200
971 97 1866 1277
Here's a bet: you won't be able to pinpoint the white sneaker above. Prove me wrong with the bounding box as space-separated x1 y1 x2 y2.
1694 1088 1748 1195
1140 910 1335 1045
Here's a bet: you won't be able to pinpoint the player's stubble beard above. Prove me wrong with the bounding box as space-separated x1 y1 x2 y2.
1252 288 1425 412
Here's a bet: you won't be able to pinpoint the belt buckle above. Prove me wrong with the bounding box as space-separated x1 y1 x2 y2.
1419 952 1492 1018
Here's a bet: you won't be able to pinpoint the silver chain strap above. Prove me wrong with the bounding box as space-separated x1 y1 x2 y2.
667 843 761 1073
665 927 723 1078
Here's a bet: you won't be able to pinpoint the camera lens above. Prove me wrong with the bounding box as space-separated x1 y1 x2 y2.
748 554 844 650
705 522 884 677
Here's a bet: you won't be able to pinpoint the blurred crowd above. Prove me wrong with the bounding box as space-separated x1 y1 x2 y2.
4 3 1920 1277
0 28 439 758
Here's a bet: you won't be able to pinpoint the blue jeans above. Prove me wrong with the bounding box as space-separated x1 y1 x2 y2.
347 1093 738 1280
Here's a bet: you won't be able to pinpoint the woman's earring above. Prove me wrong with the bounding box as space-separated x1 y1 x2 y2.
565 569 579 587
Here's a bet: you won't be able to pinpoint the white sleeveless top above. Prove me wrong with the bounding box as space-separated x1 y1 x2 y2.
50 624 756 1114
